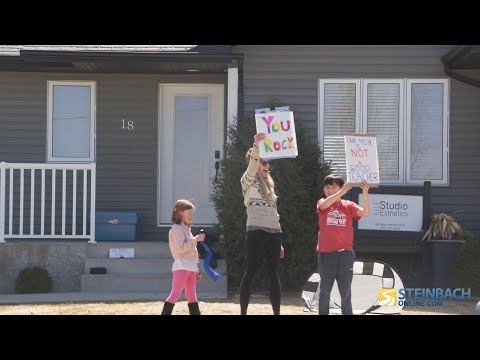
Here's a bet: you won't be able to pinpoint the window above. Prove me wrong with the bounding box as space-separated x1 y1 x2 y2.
47 81 96 162
318 79 449 185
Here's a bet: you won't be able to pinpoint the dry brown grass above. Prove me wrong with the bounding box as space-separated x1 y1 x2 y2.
0 293 477 315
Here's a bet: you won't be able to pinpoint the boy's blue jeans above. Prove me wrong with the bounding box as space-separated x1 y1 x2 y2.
317 250 355 315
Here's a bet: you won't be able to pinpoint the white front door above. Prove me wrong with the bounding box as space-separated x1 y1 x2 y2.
158 84 224 226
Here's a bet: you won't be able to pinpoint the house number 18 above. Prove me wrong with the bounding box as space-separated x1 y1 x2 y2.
121 119 134 130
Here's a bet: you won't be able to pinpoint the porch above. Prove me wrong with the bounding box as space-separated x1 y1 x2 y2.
0 162 227 297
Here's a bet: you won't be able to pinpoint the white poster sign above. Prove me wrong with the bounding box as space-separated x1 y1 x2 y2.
358 194 423 232
255 111 298 160
109 248 135 258
344 134 380 187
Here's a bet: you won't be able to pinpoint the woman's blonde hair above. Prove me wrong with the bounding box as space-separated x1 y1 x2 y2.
245 148 277 201
171 199 195 224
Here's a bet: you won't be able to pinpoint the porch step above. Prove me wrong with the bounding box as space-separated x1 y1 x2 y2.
85 258 227 275
82 241 228 298
81 273 227 297
86 241 171 258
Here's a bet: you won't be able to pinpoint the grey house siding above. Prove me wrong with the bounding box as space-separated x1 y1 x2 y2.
234 45 450 133
0 71 227 241
233 45 480 234
436 77 480 232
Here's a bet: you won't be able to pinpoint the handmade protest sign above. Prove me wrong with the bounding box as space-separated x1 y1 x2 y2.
254 110 298 160
344 134 380 187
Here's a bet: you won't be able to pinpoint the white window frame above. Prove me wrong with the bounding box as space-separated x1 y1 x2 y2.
362 79 405 185
318 78 449 185
406 79 449 185
47 81 96 163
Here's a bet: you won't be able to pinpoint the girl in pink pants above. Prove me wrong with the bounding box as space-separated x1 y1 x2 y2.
161 199 205 315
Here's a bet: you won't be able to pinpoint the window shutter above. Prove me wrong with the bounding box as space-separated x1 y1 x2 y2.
408 82 446 181
365 82 402 181
321 82 358 179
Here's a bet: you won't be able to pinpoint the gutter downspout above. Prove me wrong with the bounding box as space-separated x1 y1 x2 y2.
442 45 480 88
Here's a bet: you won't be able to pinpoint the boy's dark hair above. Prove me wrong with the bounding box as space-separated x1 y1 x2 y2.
323 174 344 188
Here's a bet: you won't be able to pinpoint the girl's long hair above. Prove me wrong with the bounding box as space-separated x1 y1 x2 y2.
171 199 195 224
246 148 277 201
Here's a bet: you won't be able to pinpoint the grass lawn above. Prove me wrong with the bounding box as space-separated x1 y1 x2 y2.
0 292 477 315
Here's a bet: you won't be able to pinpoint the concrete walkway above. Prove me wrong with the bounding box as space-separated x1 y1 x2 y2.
0 291 227 305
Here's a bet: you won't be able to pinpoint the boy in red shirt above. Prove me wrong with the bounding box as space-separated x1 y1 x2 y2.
316 175 371 315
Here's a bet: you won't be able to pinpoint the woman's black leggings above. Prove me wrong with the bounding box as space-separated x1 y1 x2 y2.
240 229 282 315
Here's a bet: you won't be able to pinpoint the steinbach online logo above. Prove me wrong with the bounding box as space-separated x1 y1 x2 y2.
379 288 471 306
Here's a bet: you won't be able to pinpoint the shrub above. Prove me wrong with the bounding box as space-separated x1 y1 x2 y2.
422 212 471 243
455 236 480 296
211 102 331 291
15 266 53 294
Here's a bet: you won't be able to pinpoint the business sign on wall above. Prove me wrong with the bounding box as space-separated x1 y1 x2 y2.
358 194 423 232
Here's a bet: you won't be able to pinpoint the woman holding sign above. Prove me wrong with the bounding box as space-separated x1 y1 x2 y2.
239 133 285 315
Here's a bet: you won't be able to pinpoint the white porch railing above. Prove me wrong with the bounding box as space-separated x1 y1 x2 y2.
0 162 96 243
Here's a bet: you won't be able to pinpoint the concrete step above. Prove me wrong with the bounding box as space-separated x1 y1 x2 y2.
86 241 171 258
81 273 227 297
84 258 227 275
